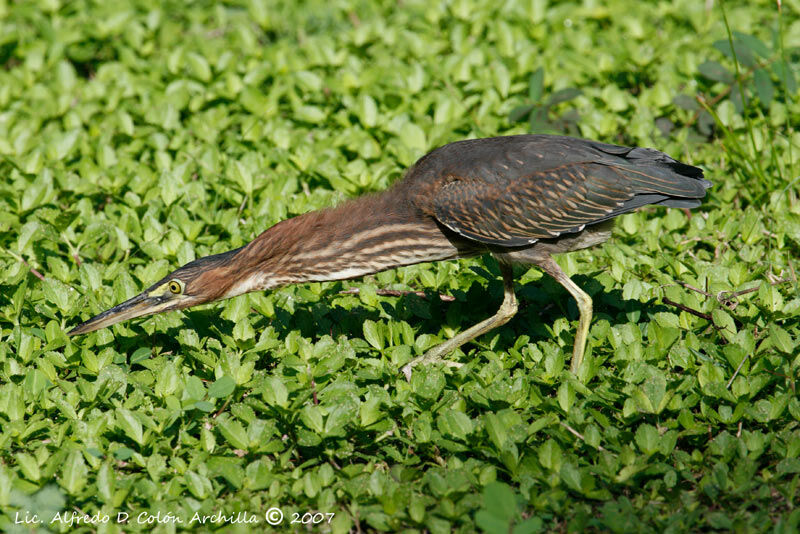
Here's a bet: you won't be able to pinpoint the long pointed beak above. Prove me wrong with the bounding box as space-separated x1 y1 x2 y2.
68 292 189 336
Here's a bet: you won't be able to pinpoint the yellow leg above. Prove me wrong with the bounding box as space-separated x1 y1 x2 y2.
535 256 592 373
401 263 517 381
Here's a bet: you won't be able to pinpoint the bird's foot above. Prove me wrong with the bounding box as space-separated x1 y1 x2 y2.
401 353 463 381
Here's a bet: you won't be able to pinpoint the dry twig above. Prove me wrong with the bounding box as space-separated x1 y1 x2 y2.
338 287 455 302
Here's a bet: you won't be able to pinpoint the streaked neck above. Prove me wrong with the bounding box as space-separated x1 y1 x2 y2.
222 192 461 297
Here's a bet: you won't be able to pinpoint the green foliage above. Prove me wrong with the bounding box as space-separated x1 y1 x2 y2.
508 67 583 134
0 0 798 532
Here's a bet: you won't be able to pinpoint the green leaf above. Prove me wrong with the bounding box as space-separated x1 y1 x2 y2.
208 376 236 398
217 417 249 449
673 94 699 111
733 32 770 58
186 52 211 82
294 105 327 123
116 408 144 445
513 517 544 534
634 374 668 414
60 451 87 494
185 470 212 499
479 482 518 525
154 361 180 398
635 424 659 455
528 67 544 102
557 381 575 413
399 122 427 151
363 320 384 350
246 0 270 27
301 405 324 434
753 68 773 106
559 461 583 492
546 88 582 106
357 94 378 128
712 39 756 68
476 510 510 534
758 283 783 313
493 61 510 98
324 402 354 436
360 395 383 427
484 413 508 449
712 309 737 338
437 410 473 441
509 105 534 123
262 376 289 408
776 458 800 476
49 129 79 161
41 278 70 311
769 324 794 353
773 59 797 94
97 462 115 502
654 312 679 329
130 347 150 364
315 347 346 377
194 400 214 412
538 439 562 471
412 368 445 399
698 61 734 84
21 171 53 211
113 448 135 461
16 452 40 482
232 160 254 196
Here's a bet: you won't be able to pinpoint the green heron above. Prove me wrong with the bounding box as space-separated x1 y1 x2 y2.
69 135 709 377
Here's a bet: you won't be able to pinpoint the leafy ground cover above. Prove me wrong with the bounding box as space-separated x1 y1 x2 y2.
1 0 799 532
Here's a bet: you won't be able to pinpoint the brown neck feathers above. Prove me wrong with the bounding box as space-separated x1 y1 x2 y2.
220 190 460 297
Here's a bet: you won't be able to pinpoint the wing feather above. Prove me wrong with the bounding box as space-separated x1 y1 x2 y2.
429 136 708 247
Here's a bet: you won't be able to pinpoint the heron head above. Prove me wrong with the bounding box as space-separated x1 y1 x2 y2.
68 248 243 336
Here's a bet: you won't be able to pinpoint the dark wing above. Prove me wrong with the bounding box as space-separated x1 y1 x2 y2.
430 135 710 247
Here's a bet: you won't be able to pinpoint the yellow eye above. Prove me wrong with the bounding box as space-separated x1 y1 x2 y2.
168 280 184 294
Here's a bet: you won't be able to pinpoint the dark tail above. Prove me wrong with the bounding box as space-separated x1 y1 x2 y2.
596 145 711 219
